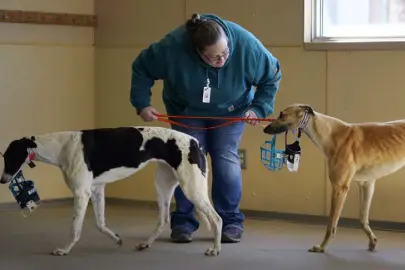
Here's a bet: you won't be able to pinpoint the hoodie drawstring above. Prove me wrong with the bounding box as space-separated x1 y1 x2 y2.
217 69 220 88
206 68 221 89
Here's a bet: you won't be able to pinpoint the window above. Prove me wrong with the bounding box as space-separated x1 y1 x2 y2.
304 0 405 49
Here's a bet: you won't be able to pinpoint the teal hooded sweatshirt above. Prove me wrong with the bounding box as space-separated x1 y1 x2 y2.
130 14 282 119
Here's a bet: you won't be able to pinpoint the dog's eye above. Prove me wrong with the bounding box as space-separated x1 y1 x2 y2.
279 112 284 118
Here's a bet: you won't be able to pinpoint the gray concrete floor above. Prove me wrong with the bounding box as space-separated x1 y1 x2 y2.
1 203 405 270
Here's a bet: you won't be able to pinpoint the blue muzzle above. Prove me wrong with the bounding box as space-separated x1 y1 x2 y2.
260 129 302 172
260 135 285 171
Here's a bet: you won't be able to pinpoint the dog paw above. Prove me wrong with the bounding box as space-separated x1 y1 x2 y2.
308 245 324 253
135 243 150 251
51 248 69 256
115 234 123 247
368 238 377 252
117 238 123 247
205 247 220 256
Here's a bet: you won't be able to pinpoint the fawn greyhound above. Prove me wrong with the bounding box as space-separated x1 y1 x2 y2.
263 103 405 253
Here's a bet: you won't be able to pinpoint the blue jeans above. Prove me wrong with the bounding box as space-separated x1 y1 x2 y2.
170 118 246 233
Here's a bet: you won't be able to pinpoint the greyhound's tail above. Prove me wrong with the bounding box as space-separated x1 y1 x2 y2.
187 138 212 231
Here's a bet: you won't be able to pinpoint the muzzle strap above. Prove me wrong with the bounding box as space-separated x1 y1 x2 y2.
285 128 302 145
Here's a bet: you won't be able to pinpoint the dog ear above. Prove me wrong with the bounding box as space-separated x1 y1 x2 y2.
299 105 314 115
22 137 37 149
29 140 37 149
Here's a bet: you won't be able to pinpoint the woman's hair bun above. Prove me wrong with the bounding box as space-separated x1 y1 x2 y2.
186 13 204 33
191 13 200 23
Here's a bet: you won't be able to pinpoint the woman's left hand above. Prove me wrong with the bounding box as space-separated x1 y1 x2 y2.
244 109 260 126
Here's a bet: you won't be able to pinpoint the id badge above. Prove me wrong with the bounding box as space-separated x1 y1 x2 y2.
202 86 211 103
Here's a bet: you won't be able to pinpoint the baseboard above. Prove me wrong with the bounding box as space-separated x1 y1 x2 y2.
105 197 405 233
2 196 403 233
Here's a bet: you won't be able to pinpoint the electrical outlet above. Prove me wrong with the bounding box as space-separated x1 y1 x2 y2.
238 149 246 169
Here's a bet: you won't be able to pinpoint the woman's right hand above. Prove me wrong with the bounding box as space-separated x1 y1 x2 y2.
139 106 159 122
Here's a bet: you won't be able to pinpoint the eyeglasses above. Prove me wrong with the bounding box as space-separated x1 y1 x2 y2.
198 46 230 63
205 47 230 61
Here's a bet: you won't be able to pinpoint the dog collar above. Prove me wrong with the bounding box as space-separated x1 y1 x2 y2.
27 150 36 168
299 111 310 129
291 110 310 135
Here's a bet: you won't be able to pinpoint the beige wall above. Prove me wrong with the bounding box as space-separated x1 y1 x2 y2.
95 0 405 222
0 0 95 203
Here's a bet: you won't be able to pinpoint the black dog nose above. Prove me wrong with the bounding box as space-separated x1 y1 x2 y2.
0 177 8 184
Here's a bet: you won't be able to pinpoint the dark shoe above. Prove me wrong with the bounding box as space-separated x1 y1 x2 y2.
221 226 243 243
170 228 193 243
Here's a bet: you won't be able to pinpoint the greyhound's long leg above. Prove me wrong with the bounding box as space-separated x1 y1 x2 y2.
135 163 178 251
178 166 222 256
52 188 91 256
91 185 123 246
308 165 355 253
358 181 377 251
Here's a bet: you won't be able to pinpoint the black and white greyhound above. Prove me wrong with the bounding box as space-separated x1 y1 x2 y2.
0 126 222 256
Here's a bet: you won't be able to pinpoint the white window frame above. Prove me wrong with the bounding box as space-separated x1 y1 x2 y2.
304 0 405 50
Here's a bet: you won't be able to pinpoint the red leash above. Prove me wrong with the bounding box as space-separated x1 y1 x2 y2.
153 113 275 130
